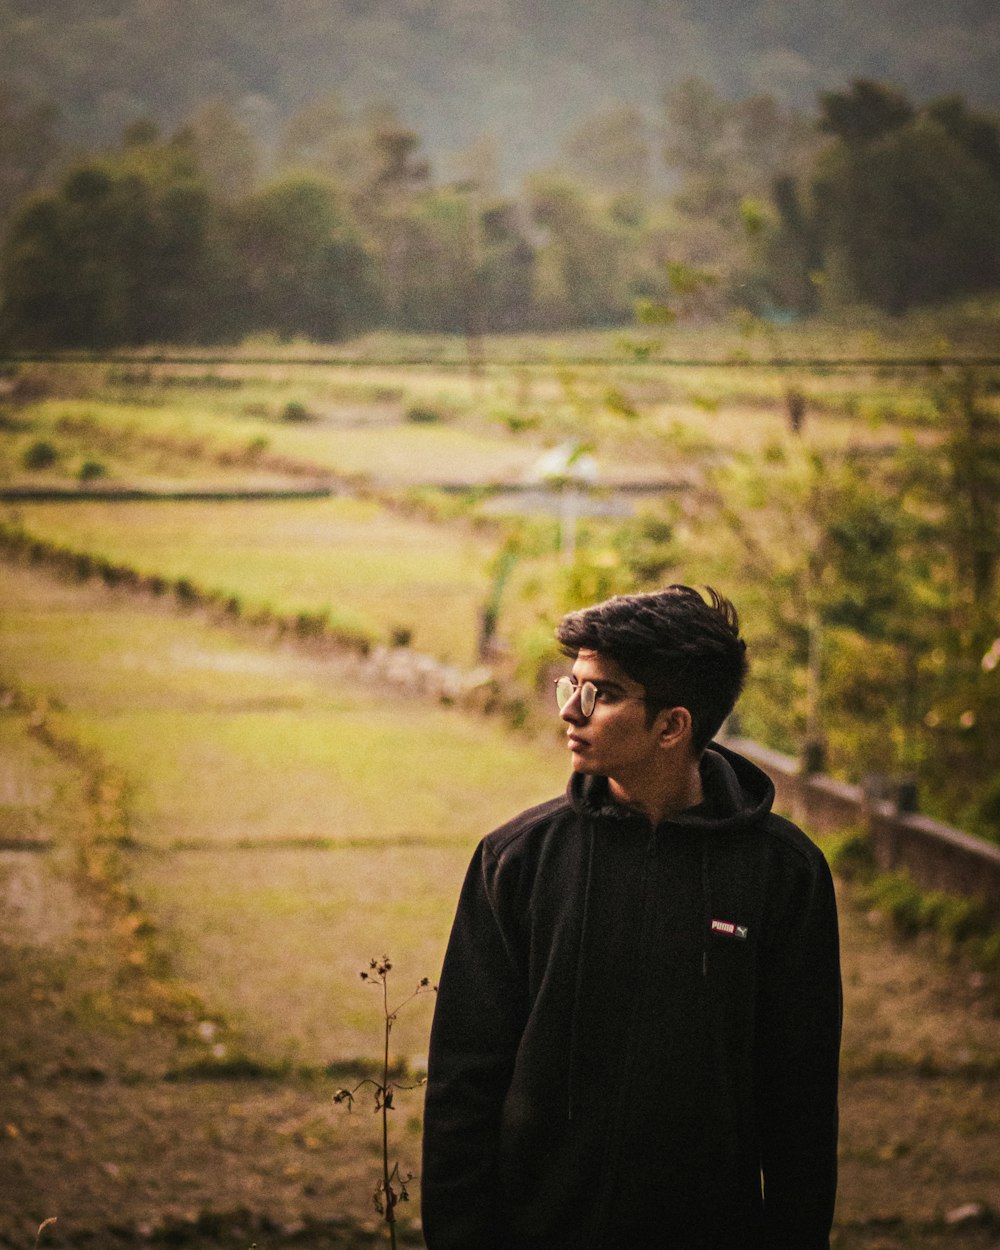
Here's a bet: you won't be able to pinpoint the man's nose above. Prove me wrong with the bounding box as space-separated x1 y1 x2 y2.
560 689 586 723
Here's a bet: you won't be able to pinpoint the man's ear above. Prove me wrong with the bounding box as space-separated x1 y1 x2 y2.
657 705 693 748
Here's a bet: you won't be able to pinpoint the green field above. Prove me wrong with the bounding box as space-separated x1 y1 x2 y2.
2 337 951 498
1 330 999 1247
0 559 565 1065
5 495 495 664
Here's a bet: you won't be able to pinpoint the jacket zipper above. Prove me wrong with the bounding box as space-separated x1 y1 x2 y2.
586 829 658 1250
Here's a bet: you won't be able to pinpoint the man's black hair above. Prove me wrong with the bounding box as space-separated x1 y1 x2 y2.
555 585 748 753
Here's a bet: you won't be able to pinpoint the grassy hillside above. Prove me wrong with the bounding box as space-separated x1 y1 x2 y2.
0 560 565 1066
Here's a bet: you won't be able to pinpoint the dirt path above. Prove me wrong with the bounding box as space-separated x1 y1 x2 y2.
1 700 998 1250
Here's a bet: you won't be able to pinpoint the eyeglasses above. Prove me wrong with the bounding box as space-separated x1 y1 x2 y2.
555 676 600 717
555 680 650 720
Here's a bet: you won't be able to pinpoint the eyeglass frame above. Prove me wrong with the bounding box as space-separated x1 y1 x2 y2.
554 675 647 720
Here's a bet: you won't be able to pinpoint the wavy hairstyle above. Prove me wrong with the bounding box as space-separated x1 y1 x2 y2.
555 585 749 753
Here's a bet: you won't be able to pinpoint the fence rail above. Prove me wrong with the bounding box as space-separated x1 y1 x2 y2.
728 737 1000 922
4 351 1000 370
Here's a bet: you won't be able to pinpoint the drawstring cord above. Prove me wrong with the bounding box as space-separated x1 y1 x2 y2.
566 812 596 1121
701 838 712 979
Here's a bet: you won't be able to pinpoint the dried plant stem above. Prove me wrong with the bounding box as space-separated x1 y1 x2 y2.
381 972 398 1249
334 956 435 1247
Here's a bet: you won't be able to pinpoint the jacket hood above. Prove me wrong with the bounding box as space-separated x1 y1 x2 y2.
567 739 775 836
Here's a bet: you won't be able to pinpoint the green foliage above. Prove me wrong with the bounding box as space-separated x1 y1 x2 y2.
405 404 443 424
232 173 380 341
824 829 998 970
77 458 107 481
1 129 214 347
281 401 311 423
822 828 875 880
860 871 994 948
22 439 59 469
931 368 1000 608
815 115 1000 313
526 174 638 328
2 71 998 344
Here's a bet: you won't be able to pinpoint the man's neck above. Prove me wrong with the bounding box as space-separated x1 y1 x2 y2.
608 758 704 828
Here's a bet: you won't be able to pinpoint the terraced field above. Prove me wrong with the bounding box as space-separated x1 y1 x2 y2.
1 338 998 1247
1 557 998 1249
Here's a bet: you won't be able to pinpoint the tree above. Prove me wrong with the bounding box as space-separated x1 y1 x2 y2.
184 99 260 202
661 77 732 219
0 83 61 238
277 93 369 188
812 110 1000 312
706 448 935 775
661 80 818 306
742 175 822 315
561 104 651 196
382 187 475 333
477 200 535 333
817 78 915 145
230 174 378 340
1 122 214 346
526 174 634 328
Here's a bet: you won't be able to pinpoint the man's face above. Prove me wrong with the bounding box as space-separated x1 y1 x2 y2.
559 649 665 786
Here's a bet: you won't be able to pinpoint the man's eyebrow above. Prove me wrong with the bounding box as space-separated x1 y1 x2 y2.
578 677 629 695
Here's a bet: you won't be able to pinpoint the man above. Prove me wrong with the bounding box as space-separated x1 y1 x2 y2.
422 586 842 1249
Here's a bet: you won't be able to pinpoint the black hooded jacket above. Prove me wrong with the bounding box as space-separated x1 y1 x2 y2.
421 742 842 1250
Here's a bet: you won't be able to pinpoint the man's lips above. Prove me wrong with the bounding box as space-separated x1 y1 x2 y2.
567 732 588 751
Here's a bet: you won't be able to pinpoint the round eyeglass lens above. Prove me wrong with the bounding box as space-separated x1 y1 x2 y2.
554 677 596 717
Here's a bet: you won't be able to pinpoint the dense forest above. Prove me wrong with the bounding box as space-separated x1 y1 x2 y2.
3 0 999 175
1 0 999 344
2 75 999 346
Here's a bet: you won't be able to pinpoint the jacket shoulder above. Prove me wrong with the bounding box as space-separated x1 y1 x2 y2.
482 794 572 860
760 811 834 878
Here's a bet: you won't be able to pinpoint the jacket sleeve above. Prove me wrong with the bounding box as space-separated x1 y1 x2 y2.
421 838 528 1250
756 839 843 1249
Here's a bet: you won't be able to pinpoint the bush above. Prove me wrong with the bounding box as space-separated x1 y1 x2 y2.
824 829 875 879
406 404 444 424
78 459 107 482
281 401 311 423
860 870 994 946
22 439 59 470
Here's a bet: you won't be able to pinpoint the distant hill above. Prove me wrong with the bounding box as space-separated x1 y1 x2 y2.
1 0 997 181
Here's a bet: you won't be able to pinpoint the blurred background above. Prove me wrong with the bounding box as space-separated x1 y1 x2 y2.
0 2 998 1247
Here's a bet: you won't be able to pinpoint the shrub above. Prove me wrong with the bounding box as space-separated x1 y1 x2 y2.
174 577 199 606
405 404 444 424
281 401 311 423
860 870 995 948
824 829 875 879
78 459 107 482
22 440 59 470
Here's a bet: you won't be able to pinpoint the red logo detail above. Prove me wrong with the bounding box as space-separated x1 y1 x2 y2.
711 919 748 940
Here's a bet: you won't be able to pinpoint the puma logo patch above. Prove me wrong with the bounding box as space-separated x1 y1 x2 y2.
711 919 749 940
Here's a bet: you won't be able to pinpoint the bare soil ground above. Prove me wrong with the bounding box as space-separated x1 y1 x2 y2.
1 702 998 1250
